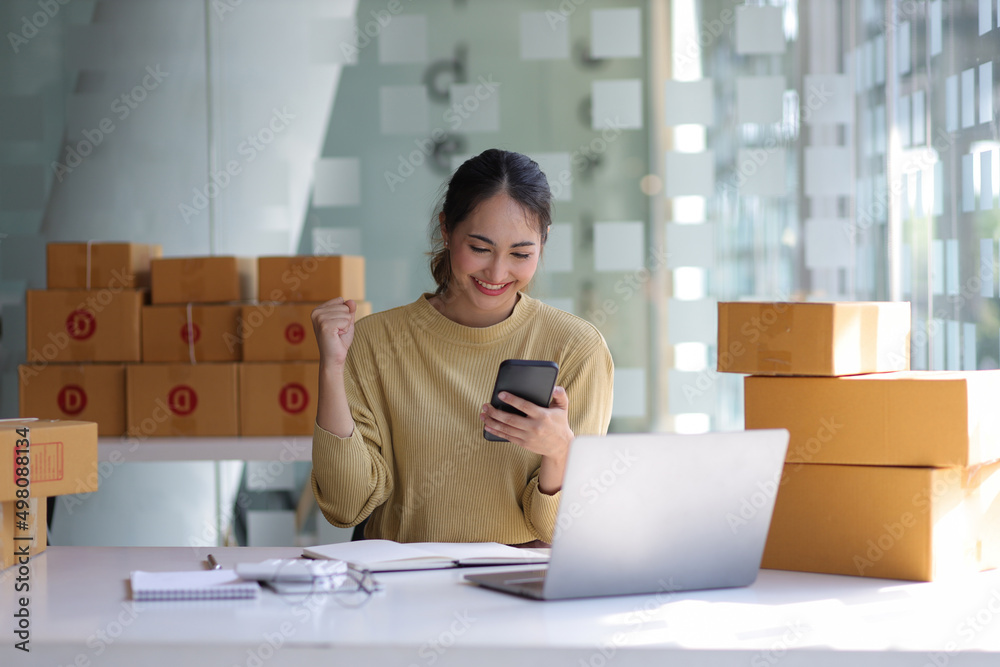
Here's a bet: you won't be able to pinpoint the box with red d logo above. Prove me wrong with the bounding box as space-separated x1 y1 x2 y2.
26 289 144 362
126 363 239 436
18 363 126 436
239 362 319 435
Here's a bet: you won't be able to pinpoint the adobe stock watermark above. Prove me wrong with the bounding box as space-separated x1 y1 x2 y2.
553 448 638 540
7 0 72 54
585 241 670 328
922 587 1000 667
179 106 295 224
338 0 417 62
51 65 169 182
406 611 477 667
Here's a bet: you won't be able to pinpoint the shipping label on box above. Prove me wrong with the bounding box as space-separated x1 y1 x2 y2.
1 497 47 570
239 363 319 436
18 364 125 436
257 256 365 303
717 301 910 376
241 301 371 362
150 256 257 305
745 371 1000 467
26 289 144 363
761 461 1000 581
127 364 239 436
142 305 242 362
0 420 99 501
47 242 162 290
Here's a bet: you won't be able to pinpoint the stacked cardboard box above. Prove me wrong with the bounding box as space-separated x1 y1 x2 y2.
240 256 368 436
0 420 99 569
19 243 160 435
720 301 1000 581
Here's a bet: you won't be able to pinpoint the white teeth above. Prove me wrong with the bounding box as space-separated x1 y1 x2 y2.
474 277 507 290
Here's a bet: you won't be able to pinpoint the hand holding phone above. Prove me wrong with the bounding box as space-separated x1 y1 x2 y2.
484 359 559 442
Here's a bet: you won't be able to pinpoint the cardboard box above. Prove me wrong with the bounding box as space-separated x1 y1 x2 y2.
241 301 372 362
142 305 242 362
150 256 257 305
257 256 365 303
717 301 910 376
1 497 47 570
0 419 99 501
18 364 126 436
26 289 144 363
127 364 239 436
745 371 1000 467
47 242 162 290
239 363 319 435
761 461 1000 581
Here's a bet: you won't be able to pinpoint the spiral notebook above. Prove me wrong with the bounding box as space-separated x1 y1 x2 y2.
130 569 261 601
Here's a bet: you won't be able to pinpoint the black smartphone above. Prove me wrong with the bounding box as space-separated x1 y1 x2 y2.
484 359 559 442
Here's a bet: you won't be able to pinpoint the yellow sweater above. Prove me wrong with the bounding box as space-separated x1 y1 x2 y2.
311 292 615 544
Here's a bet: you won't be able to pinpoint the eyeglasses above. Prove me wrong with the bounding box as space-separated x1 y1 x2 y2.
269 564 382 608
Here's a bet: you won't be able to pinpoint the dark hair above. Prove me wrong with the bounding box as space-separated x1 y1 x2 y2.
429 149 552 294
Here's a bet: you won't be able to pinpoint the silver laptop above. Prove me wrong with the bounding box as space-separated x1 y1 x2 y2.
465 429 789 600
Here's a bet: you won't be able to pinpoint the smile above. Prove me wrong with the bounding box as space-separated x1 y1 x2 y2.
473 277 512 294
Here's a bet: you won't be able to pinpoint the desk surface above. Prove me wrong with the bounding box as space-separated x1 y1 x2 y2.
3 546 1000 666
98 436 313 462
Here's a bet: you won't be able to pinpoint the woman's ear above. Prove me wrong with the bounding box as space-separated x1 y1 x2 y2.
438 212 448 244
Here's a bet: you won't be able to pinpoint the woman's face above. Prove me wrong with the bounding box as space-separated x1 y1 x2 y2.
441 192 543 324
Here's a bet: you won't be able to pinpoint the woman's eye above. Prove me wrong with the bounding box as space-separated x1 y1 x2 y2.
513 253 530 260
470 246 490 254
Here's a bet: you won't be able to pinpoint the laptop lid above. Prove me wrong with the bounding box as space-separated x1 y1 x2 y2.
538 429 789 600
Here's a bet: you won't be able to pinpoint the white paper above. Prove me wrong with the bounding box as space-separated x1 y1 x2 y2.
738 148 786 197
449 83 500 133
805 219 854 269
930 1 943 56
612 367 646 418
530 152 572 201
980 61 993 125
664 79 713 126
667 298 716 344
897 95 911 148
542 223 573 273
982 0 993 35
912 90 926 145
964 322 978 370
803 74 851 124
313 227 362 256
805 147 852 197
897 21 911 75
946 239 959 295
378 15 428 64
982 150 995 211
946 74 959 132
592 79 643 130
931 239 944 295
981 238 994 297
665 151 714 198
520 12 569 60
734 6 784 55
962 68 976 129
594 221 644 272
736 76 785 124
313 157 360 207
665 223 714 269
668 369 715 415
591 8 641 59
308 19 358 64
963 153 976 212
380 85 428 134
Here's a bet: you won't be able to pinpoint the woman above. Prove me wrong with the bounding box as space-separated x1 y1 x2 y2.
310 149 614 545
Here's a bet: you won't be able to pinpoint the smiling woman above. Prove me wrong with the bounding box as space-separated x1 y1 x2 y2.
310 149 615 545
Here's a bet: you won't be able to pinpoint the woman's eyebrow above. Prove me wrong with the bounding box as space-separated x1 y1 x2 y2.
468 233 536 248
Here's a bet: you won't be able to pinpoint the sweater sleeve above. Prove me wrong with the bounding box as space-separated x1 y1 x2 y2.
521 328 615 542
310 331 394 528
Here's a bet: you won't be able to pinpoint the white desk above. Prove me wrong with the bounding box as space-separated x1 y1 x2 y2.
2 546 1000 666
98 436 313 463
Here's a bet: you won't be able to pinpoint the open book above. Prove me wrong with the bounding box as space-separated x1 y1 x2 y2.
302 540 550 572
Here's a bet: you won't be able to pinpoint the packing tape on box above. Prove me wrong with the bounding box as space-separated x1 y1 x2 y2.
185 302 197 365
85 239 95 290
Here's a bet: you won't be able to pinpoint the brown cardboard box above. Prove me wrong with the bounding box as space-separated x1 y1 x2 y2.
717 301 910 376
18 364 126 436
239 362 319 435
761 461 1000 581
0 420 99 501
142 305 242 362
126 364 239 436
745 371 1000 467
257 256 365 303
26 289 144 363
241 301 372 362
150 256 257 305
1 497 47 570
47 242 162 290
